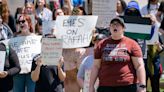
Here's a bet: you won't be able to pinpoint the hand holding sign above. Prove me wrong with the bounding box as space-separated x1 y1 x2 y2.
0 71 8 78
57 56 64 68
35 57 43 67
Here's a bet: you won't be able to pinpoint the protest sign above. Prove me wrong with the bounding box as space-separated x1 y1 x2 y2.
9 36 42 73
0 51 6 72
41 38 63 65
56 16 98 48
92 0 117 27
42 21 56 35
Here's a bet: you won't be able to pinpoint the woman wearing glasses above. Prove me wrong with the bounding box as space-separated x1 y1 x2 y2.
13 14 36 92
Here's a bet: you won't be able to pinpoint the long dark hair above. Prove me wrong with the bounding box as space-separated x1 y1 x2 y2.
147 0 159 14
120 0 127 12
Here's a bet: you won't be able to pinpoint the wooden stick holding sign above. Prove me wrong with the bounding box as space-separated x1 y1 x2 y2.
41 38 63 65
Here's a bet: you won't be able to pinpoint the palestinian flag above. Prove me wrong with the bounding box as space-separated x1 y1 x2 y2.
123 16 152 40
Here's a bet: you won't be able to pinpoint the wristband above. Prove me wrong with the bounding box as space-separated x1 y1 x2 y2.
139 84 146 88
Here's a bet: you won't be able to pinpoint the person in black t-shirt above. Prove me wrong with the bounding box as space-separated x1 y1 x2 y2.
0 29 21 92
31 54 66 92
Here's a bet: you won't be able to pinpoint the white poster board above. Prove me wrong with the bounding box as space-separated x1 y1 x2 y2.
92 0 117 27
83 69 91 92
42 21 56 35
0 51 6 72
41 38 63 65
9 36 42 74
56 16 98 48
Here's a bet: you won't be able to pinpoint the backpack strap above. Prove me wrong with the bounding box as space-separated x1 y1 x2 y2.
5 43 9 57
1 42 9 57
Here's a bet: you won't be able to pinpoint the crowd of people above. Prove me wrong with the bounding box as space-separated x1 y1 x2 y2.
0 0 164 92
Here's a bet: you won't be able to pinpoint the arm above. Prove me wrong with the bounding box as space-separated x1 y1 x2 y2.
7 47 21 76
89 59 101 92
77 77 84 88
159 28 164 35
57 57 66 81
77 59 86 88
131 57 146 92
31 57 42 82
156 11 162 23
64 0 73 15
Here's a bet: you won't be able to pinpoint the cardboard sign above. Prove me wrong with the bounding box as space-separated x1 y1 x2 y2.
56 16 98 48
9 36 42 73
92 0 117 27
41 38 63 65
42 21 56 35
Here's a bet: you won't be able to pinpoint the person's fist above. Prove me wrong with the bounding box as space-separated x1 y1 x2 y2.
0 71 8 78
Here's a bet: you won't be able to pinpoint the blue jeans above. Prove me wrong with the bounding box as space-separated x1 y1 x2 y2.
13 73 35 92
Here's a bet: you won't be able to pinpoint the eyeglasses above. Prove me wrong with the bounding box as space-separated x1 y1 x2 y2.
18 20 26 24
110 23 122 27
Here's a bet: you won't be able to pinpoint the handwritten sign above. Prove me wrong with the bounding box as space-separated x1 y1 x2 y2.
0 51 6 72
92 0 117 27
42 21 56 35
56 16 98 48
9 36 42 74
41 38 63 65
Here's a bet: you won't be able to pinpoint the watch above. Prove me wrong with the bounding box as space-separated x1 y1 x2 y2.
139 84 146 88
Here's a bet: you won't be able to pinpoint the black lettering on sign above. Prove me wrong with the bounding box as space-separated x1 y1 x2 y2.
62 33 91 45
63 18 85 27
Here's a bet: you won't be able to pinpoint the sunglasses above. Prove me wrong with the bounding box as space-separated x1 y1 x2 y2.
18 20 26 24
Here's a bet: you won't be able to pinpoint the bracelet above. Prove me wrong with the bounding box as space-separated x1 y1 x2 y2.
138 84 146 88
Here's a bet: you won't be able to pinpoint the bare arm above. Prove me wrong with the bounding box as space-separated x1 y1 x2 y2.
89 59 101 92
77 77 84 88
132 57 146 92
64 0 73 15
57 57 66 81
159 28 164 35
31 58 42 82
156 11 162 23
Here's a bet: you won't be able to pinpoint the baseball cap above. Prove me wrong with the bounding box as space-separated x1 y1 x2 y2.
127 0 140 10
110 17 125 28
